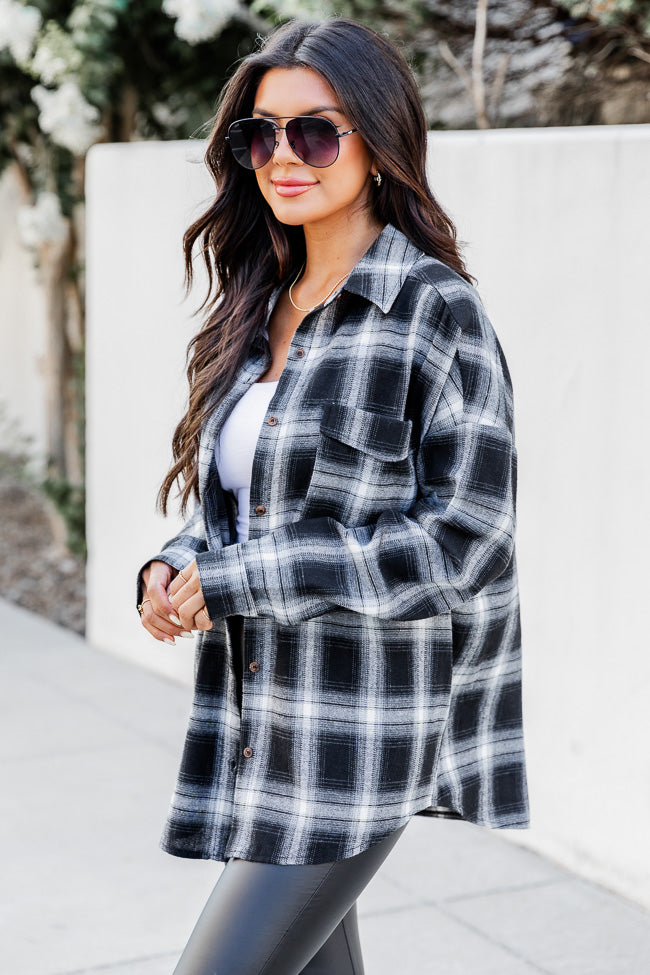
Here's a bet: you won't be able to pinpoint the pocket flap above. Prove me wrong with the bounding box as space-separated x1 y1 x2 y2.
320 403 412 461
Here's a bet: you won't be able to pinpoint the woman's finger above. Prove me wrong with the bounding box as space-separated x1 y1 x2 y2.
140 615 179 645
147 587 185 630
193 605 212 632
145 565 194 630
140 565 195 643
140 600 193 640
170 589 212 631
150 580 184 624
167 560 212 630
168 560 199 599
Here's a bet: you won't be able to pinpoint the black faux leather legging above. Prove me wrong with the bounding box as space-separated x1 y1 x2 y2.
171 824 406 975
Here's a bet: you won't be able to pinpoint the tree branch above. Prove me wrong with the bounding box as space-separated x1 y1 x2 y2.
489 52 510 126
472 0 489 129
438 0 492 130
438 40 473 95
630 45 650 65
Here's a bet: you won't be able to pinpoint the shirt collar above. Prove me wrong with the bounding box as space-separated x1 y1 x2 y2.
342 223 423 313
258 223 423 340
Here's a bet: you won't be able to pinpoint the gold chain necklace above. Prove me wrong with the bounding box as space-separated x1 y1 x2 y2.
288 263 352 313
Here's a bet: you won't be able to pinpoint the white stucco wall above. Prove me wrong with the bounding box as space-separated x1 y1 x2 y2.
85 140 210 686
85 126 650 911
428 126 650 913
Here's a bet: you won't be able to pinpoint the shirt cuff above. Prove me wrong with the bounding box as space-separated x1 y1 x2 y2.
195 544 259 621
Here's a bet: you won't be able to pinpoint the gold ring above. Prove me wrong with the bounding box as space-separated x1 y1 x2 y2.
137 598 151 616
201 607 211 623
179 571 188 583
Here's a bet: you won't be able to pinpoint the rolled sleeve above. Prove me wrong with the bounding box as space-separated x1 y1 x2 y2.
195 543 259 620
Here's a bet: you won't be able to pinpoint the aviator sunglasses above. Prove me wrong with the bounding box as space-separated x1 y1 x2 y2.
226 116 358 170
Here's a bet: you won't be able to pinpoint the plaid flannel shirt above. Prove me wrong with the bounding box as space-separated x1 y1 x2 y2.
137 223 530 865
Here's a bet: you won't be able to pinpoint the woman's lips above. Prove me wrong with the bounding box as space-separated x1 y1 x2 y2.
272 179 317 197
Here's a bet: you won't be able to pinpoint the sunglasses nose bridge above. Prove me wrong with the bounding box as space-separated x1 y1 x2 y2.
269 122 300 163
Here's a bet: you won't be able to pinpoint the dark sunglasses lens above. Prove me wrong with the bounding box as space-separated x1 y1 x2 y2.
228 119 276 170
286 117 339 167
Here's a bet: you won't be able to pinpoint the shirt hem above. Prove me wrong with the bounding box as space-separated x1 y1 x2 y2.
158 796 530 865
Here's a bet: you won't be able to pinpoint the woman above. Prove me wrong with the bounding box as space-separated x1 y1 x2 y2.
136 17 530 974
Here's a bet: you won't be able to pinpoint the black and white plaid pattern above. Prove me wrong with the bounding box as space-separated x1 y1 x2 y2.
138 224 530 865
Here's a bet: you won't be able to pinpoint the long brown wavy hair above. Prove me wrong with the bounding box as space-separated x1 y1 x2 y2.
159 17 474 516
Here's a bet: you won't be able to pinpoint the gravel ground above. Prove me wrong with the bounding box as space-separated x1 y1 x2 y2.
0 464 86 634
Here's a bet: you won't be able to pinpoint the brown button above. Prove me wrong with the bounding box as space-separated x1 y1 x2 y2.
249 661 260 673
267 415 278 426
243 746 254 758
255 504 266 515
295 348 306 358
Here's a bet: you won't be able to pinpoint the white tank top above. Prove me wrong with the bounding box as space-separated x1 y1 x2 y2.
214 379 279 543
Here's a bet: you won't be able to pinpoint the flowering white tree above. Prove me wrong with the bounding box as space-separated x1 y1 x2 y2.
0 0 266 514
163 0 243 42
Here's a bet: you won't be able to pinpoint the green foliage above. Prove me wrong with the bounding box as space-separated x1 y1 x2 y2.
42 346 86 556
561 0 650 36
0 399 85 555
251 0 422 32
0 2 264 547
0 403 35 476
0 3 262 203
40 473 86 556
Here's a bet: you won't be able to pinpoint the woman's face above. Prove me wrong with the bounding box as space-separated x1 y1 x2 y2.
251 67 376 232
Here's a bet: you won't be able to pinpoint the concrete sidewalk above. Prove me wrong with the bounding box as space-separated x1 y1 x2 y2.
2 597 649 975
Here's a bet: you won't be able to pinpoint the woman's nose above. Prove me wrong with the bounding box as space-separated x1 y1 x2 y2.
272 127 299 164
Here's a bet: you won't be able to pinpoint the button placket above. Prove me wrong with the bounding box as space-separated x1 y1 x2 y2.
253 411 279 521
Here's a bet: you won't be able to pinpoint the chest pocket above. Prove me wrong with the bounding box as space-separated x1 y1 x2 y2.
301 403 415 521
320 403 412 460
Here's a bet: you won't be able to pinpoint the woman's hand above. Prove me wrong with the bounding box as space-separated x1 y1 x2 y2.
139 559 210 644
167 559 213 633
